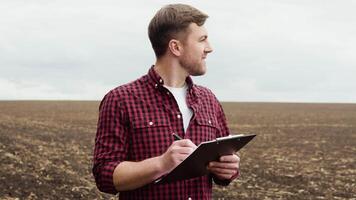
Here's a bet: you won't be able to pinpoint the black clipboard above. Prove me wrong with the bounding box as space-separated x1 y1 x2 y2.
155 134 256 184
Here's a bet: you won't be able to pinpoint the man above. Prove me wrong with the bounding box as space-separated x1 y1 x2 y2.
93 4 240 199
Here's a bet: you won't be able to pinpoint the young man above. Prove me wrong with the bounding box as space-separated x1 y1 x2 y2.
93 4 240 199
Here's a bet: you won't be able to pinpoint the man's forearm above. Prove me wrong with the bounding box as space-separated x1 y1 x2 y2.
113 156 165 191
112 139 197 191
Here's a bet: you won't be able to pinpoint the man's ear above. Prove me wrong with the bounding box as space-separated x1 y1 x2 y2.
168 39 183 57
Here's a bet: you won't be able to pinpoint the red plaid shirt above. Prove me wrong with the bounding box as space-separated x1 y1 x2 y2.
93 66 230 199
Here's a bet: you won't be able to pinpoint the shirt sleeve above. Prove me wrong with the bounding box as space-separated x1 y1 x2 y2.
212 96 236 186
215 96 230 138
92 91 129 194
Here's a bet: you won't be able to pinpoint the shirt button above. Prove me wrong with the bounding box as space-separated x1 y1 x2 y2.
177 114 181 119
188 197 192 200
208 120 212 124
159 79 163 83
149 121 154 126
155 84 158 88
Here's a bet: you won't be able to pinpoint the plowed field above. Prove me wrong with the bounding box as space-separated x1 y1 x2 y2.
0 101 355 199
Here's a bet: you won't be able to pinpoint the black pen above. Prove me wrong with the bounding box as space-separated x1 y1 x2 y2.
172 133 183 141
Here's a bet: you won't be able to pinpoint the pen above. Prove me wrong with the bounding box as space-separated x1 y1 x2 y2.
172 133 183 141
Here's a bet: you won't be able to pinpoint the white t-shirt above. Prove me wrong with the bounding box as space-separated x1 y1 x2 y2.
164 84 193 133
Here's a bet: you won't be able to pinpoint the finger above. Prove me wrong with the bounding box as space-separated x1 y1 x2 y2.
220 154 240 163
209 162 239 170
174 139 197 148
208 167 237 175
214 171 236 179
209 169 236 180
214 173 233 180
171 146 195 155
177 147 195 155
208 164 238 173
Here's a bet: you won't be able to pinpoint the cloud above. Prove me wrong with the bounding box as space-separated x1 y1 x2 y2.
0 0 355 102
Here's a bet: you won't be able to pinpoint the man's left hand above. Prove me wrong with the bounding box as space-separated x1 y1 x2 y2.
207 154 240 180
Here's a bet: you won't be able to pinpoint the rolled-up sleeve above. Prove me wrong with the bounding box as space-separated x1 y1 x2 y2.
212 96 234 186
215 96 230 138
92 91 129 194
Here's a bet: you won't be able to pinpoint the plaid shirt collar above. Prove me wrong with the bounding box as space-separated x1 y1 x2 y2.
147 65 194 91
147 65 201 112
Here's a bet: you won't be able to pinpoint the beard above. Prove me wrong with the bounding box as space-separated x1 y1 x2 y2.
179 54 206 76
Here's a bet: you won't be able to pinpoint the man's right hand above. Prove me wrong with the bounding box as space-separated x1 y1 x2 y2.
159 139 197 174
112 139 197 191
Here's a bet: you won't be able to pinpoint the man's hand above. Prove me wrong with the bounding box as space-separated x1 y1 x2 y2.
159 139 197 174
113 139 196 191
207 154 240 181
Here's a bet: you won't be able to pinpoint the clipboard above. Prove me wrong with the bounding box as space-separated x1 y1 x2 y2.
155 134 256 184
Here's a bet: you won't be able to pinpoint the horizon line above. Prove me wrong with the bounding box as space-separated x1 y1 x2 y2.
0 99 355 104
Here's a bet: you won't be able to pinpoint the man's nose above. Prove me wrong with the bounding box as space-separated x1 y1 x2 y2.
205 41 213 53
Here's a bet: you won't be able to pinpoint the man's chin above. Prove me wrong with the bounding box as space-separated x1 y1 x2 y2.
181 62 207 76
190 68 207 76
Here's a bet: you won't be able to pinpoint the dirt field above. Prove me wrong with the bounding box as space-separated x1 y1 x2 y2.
0 101 355 199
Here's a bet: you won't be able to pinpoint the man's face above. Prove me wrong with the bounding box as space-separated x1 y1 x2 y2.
179 23 213 76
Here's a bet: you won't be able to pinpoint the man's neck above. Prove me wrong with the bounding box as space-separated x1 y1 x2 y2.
154 58 188 88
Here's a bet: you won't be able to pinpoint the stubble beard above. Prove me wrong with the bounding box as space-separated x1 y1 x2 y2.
179 56 206 77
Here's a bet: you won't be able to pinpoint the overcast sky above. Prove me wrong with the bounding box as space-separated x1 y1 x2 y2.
1 0 355 103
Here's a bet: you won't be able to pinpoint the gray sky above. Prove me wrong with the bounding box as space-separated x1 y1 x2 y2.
1 0 355 102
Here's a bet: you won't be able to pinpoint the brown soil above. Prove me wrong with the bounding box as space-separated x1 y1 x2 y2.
0 101 355 199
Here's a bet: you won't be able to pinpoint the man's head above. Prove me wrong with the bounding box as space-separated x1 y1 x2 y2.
148 4 209 59
148 4 213 76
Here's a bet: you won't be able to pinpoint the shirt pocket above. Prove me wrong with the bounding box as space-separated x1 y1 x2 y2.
194 113 220 143
130 112 172 160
